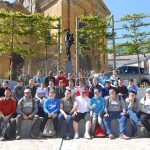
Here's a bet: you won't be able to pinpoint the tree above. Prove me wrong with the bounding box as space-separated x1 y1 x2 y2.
0 9 60 79
78 14 112 71
121 13 150 85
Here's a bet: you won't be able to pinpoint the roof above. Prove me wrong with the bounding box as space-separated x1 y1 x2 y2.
0 1 29 14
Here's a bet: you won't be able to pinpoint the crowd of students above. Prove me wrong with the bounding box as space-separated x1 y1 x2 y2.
0 68 150 141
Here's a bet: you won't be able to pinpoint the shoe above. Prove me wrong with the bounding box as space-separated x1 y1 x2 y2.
0 137 6 141
120 134 130 140
108 134 115 139
140 126 145 132
16 135 21 140
74 133 79 139
84 133 91 139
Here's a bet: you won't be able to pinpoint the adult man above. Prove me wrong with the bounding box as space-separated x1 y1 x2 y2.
13 79 25 103
0 80 10 97
73 88 91 139
140 88 150 133
18 68 31 86
116 79 128 100
16 89 40 140
66 79 76 99
44 70 56 87
55 80 66 100
0 89 16 140
103 88 129 139
55 70 67 86
64 28 74 61
89 77 103 98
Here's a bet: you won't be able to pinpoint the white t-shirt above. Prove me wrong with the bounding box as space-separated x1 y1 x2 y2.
75 96 91 113
140 97 150 114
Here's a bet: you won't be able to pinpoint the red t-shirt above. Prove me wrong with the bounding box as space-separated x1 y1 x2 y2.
0 97 16 115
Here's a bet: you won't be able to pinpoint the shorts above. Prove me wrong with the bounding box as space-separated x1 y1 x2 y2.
73 112 90 122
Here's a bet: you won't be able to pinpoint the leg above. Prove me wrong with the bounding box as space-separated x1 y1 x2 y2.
140 113 150 132
128 110 140 124
66 115 73 137
16 115 24 137
52 114 58 134
40 115 48 132
98 115 105 131
91 115 97 135
57 113 65 136
117 114 126 135
9 118 16 139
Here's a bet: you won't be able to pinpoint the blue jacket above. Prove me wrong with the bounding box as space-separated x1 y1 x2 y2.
90 96 105 115
43 97 60 114
98 76 109 86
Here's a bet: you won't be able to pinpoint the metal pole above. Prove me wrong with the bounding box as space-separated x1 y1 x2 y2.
112 15 116 69
75 17 79 78
57 18 61 73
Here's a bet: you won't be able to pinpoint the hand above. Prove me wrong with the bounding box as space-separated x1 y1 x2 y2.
92 103 96 108
104 113 109 118
48 113 52 118
120 112 126 116
64 115 68 120
72 112 77 117
23 114 28 120
3 116 9 122
28 115 33 119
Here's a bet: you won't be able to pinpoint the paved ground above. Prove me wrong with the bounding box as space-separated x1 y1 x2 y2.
0 138 150 150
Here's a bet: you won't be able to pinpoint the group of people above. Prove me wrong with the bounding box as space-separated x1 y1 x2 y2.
0 68 150 141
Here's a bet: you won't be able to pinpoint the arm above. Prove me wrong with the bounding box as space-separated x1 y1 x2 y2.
52 99 60 114
121 98 127 114
13 87 19 102
43 99 50 114
16 99 24 115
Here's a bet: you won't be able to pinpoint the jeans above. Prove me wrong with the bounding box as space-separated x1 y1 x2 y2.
127 110 141 135
140 113 150 132
103 111 126 135
57 113 73 137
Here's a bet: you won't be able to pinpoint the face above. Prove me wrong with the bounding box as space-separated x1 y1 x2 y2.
29 79 35 86
49 90 55 98
113 70 117 76
19 81 24 86
118 80 124 86
24 92 31 97
94 92 100 98
5 90 11 97
79 82 84 87
41 83 45 88
59 81 63 87
100 72 104 77
81 91 86 97
146 92 150 99
129 81 134 86
93 78 98 85
3 83 8 89
37 70 42 76
59 72 63 77
49 81 54 86
65 90 71 98
69 81 74 88
129 92 136 100
106 82 111 87
109 90 116 98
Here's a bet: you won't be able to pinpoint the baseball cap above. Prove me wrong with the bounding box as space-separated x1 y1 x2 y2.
128 88 136 95
146 88 150 93
24 89 31 93
94 89 100 93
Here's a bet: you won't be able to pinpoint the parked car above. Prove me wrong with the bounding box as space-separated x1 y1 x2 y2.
96 66 150 87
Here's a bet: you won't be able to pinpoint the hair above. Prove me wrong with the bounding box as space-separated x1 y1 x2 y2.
129 79 134 82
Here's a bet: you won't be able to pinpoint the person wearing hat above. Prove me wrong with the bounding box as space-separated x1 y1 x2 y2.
57 89 75 139
125 89 145 137
72 88 91 139
16 89 40 140
0 89 16 140
140 88 150 133
103 88 130 139
90 89 105 137
0 80 10 97
13 79 25 104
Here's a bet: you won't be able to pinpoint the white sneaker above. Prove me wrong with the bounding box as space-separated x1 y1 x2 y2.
74 133 79 139
84 132 91 139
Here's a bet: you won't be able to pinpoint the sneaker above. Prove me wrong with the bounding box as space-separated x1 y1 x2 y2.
120 134 130 140
16 135 21 140
140 126 145 132
84 133 91 139
74 133 79 139
108 134 115 139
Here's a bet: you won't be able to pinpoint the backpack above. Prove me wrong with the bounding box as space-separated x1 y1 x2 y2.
1 122 11 139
